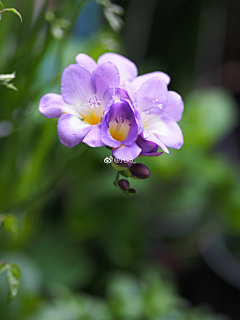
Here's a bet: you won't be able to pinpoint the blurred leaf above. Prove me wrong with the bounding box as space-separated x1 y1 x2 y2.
182 89 238 147
0 214 18 236
0 262 8 274
7 264 20 303
0 262 20 302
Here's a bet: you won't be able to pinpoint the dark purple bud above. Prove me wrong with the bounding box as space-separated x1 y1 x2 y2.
117 179 130 191
129 163 151 179
127 188 138 196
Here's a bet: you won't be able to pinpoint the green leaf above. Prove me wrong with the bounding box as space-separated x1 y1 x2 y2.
0 8 22 22
0 214 18 235
0 1 4 9
7 264 20 303
0 262 8 274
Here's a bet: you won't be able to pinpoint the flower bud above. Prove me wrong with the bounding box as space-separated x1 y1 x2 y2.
129 163 151 179
127 188 138 196
117 179 130 191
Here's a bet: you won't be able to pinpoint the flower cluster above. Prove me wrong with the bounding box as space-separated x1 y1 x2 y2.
39 53 184 194
39 53 183 157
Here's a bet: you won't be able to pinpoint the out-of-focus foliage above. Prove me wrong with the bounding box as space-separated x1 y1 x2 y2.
0 0 240 319
0 262 20 303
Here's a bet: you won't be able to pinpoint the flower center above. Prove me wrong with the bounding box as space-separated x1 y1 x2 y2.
82 95 102 125
109 114 131 141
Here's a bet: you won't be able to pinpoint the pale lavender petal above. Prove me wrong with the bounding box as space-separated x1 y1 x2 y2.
103 87 116 109
125 84 136 105
153 121 183 149
136 77 168 113
82 124 104 147
144 133 169 153
57 113 91 148
97 53 138 82
61 64 96 106
131 71 170 91
75 53 97 72
161 91 184 122
112 143 142 161
92 62 120 102
39 93 65 118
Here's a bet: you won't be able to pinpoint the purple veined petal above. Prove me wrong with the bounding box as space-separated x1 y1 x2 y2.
92 62 120 103
82 123 104 147
61 64 96 106
136 77 168 113
131 71 170 91
39 93 81 119
97 52 138 82
112 142 142 161
57 113 92 148
75 53 97 73
152 121 184 150
161 91 184 122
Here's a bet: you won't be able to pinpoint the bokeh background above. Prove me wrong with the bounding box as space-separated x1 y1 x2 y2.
1 0 240 319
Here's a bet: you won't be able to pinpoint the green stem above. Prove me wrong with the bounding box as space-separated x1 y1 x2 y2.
2 144 90 214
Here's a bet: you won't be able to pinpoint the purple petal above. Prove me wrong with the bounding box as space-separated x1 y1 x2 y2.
131 71 170 91
153 121 183 149
61 64 96 106
97 53 138 82
75 53 97 73
82 124 104 147
122 112 139 147
100 118 122 148
161 91 184 122
92 62 120 102
136 135 158 153
103 101 138 147
39 93 65 118
57 113 92 148
136 77 168 113
112 142 142 161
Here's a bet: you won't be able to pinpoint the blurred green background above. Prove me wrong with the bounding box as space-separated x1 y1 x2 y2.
1 0 240 319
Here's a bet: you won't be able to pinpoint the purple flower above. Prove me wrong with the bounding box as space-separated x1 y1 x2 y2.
131 76 184 154
100 88 142 161
76 52 170 89
39 62 120 148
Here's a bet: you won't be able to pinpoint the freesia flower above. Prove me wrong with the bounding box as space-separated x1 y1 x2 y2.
134 76 184 153
100 88 141 161
39 62 120 148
